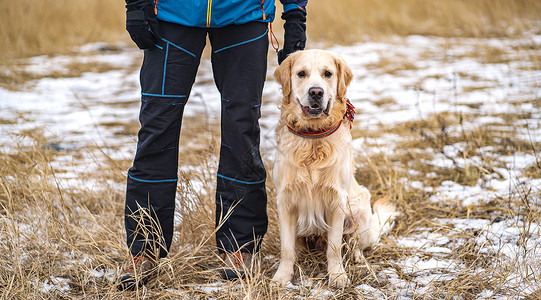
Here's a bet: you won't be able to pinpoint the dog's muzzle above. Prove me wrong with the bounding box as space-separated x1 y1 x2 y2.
302 87 329 117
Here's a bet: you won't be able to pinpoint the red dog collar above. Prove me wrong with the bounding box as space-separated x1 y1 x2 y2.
286 99 355 139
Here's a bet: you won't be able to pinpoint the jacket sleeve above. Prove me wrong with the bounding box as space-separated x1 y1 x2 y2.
280 0 307 12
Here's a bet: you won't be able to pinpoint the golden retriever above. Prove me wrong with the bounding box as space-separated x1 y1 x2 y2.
271 49 398 288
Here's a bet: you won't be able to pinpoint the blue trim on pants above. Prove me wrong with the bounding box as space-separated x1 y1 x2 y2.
161 38 197 57
141 92 187 98
213 29 268 54
217 173 266 185
128 174 178 183
162 43 170 95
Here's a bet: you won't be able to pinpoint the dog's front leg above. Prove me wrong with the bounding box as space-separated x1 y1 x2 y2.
272 200 297 285
327 207 349 288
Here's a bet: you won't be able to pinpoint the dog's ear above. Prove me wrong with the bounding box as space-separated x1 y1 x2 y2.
274 56 293 104
335 55 353 101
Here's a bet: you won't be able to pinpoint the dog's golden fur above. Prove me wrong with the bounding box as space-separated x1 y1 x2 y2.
272 49 398 288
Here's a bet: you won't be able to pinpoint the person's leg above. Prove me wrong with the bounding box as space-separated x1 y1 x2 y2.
209 22 269 256
125 21 206 261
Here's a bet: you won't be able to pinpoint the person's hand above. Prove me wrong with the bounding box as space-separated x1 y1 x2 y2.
126 1 162 50
277 9 306 64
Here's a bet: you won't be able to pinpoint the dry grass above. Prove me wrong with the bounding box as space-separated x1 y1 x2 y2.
2 0 541 63
1 106 539 298
0 0 126 63
1 0 541 298
306 0 541 44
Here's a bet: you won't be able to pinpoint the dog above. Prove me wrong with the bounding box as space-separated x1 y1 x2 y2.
271 49 398 288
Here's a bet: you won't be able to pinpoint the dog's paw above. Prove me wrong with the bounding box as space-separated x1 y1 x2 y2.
329 272 350 288
272 271 292 286
353 249 364 263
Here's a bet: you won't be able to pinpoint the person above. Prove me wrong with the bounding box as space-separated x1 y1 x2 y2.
117 0 308 290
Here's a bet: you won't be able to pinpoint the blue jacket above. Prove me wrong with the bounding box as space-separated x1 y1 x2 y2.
153 0 307 28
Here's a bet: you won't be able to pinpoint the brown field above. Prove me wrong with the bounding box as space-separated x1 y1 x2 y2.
0 0 126 63
2 0 541 62
307 0 541 44
1 0 540 299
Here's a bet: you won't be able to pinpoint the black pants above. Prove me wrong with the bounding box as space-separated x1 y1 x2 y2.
125 20 269 259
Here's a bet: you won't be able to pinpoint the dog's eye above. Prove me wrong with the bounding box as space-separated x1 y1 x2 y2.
324 71 333 78
297 71 306 78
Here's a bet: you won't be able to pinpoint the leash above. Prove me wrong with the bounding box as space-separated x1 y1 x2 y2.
286 99 356 139
269 23 279 52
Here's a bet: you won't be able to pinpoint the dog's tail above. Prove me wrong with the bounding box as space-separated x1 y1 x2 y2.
369 197 400 247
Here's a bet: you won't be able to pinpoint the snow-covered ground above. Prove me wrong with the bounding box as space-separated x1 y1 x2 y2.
1 35 540 298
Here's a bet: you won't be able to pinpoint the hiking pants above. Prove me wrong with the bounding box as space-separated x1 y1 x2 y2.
125 20 269 259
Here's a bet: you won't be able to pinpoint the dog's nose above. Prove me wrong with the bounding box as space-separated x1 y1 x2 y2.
308 87 324 100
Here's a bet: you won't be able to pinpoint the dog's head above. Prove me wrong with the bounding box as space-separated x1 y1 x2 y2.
274 49 353 130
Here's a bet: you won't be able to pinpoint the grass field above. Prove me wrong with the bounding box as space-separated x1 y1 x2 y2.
307 0 541 44
1 0 541 299
1 0 541 62
0 0 125 63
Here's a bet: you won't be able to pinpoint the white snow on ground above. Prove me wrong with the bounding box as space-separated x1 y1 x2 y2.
1 34 540 297
37 276 71 293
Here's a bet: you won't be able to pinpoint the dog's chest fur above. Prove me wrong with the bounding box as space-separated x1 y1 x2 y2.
274 125 352 236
